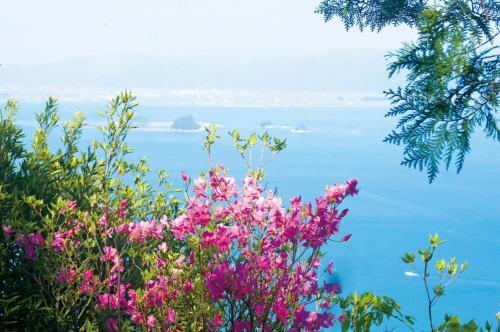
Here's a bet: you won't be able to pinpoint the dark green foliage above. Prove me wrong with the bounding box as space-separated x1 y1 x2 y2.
0 92 180 330
317 0 499 182
316 0 427 31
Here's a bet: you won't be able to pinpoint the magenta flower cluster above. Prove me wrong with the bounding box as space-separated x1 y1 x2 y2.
1 166 358 331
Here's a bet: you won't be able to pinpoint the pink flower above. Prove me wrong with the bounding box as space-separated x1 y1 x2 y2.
98 293 119 310
118 199 128 218
320 300 331 309
56 268 77 284
67 200 77 211
325 184 347 203
127 221 164 243
79 270 96 295
100 246 118 263
180 171 189 182
16 234 37 260
158 242 168 252
201 224 236 253
183 280 194 292
169 215 194 240
51 230 73 252
146 315 157 329
1 225 15 238
193 177 207 197
120 199 128 208
325 261 335 275
175 255 185 267
99 214 109 228
255 305 265 316
213 314 223 327
110 260 124 273
324 282 341 294
273 299 289 323
233 321 251 332
346 178 359 196
342 234 352 242
209 171 237 201
156 258 166 268
166 309 177 323
28 233 45 247
41 168 358 331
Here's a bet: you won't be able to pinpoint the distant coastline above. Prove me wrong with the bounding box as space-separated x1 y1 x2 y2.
0 86 390 108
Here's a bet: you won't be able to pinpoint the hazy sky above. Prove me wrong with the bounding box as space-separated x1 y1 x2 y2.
1 0 416 64
0 0 417 98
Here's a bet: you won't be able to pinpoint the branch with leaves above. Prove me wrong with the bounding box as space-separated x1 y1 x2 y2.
401 234 497 332
317 0 499 182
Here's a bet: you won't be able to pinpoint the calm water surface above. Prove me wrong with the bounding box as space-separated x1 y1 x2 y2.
17 101 500 330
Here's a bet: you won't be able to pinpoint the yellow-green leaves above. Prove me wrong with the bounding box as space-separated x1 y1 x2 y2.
204 123 219 151
227 129 286 178
247 133 258 147
436 259 446 271
401 252 416 264
2 98 19 120
447 257 458 276
419 247 433 262
403 234 471 330
429 233 444 247
433 284 445 297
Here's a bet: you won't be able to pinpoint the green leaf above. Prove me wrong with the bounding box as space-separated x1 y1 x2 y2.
401 252 416 264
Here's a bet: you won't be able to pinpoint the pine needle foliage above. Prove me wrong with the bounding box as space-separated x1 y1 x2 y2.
317 0 499 182
316 0 427 31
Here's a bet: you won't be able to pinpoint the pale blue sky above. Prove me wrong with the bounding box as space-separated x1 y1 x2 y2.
0 0 416 102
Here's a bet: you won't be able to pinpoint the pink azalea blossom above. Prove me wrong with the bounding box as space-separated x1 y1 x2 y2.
146 315 157 329
233 321 252 332
193 177 207 197
342 234 352 242
98 293 119 310
67 200 77 211
100 246 118 263
180 171 189 182
41 168 359 331
273 299 289 323
56 268 77 284
213 314 223 327
183 280 193 293
158 242 168 252
28 232 45 247
326 260 335 275
166 309 177 323
1 225 15 238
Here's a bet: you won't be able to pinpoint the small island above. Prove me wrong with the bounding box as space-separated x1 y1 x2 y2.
291 124 309 133
260 121 273 129
171 115 202 131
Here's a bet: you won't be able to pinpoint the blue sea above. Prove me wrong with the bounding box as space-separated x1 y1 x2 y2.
15 101 500 330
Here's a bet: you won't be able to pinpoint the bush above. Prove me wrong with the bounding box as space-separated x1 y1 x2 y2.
0 92 359 331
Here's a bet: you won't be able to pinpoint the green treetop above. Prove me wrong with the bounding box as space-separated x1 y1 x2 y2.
317 0 499 182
